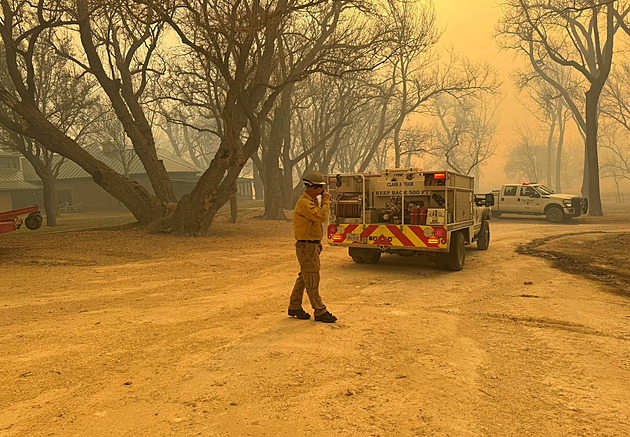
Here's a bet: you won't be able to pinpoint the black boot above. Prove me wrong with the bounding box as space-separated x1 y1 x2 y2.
314 311 337 323
288 308 311 319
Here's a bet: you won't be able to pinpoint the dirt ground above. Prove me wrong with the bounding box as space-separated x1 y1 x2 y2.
1 207 629 436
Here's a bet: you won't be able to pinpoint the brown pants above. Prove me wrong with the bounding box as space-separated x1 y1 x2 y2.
289 241 327 316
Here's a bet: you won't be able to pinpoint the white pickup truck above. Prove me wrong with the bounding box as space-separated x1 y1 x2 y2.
491 183 588 223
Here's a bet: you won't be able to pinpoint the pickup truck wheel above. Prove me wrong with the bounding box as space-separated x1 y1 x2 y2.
476 221 490 250
435 232 465 271
545 205 564 223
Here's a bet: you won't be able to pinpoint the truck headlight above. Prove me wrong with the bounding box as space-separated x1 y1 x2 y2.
562 199 572 207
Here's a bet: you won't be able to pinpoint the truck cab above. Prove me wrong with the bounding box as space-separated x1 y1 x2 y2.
491 183 588 223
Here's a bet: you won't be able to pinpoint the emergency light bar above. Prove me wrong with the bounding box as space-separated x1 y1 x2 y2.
433 173 446 179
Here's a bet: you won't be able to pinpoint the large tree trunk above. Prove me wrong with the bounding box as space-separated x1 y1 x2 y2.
251 157 264 200
165 107 258 235
41 174 59 227
282 123 295 209
166 143 241 235
262 86 292 219
6 133 60 226
263 167 286 219
394 56 408 169
546 116 556 187
555 105 566 193
584 88 603 216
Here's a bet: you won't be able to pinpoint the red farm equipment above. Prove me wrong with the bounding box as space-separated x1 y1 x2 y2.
0 206 43 235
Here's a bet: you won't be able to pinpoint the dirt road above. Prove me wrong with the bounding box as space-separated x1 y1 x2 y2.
1 211 629 436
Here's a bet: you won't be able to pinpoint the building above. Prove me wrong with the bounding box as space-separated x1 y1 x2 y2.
0 148 254 212
0 151 41 211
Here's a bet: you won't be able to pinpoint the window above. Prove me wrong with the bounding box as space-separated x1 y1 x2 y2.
520 186 536 197
504 186 517 196
536 185 554 195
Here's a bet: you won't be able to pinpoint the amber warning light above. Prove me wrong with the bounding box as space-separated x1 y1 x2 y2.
434 173 446 179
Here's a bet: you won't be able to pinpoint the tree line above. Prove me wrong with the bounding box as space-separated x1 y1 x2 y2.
1 1 629 234
497 0 630 214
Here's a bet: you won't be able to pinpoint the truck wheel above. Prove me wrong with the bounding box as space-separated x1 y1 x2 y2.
436 232 465 271
349 247 380 264
545 205 564 223
350 255 364 263
476 221 490 250
25 213 43 230
349 247 364 263
362 250 381 264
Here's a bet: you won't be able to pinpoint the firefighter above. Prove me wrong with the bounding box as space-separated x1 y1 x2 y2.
288 170 337 323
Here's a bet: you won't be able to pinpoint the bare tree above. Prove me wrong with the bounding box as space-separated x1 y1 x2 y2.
285 70 376 206
497 0 630 216
599 65 630 186
600 124 630 185
357 51 499 172
504 126 546 182
0 0 165 224
98 113 138 177
153 48 224 168
384 0 441 168
0 30 102 226
68 0 176 202
514 66 576 191
139 0 386 234
254 5 388 219
505 125 583 189
427 93 500 176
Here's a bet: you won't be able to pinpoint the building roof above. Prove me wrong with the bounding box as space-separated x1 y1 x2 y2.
22 147 203 182
0 153 37 191
0 180 41 191
0 149 20 157
0 168 24 183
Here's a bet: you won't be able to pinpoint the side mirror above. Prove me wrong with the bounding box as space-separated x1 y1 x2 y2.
485 193 495 207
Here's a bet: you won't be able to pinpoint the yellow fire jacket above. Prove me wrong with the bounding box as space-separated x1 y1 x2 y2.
293 192 330 241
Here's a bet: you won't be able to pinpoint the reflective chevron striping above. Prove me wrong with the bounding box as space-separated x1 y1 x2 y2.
331 224 447 249
386 225 415 246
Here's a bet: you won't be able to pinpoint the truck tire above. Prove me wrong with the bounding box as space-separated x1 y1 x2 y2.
436 231 465 271
25 213 43 230
363 250 381 264
349 249 365 263
545 205 564 223
350 255 364 263
476 221 490 250
349 247 381 264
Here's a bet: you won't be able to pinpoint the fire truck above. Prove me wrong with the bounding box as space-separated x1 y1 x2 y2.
0 206 43 235
326 169 494 271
